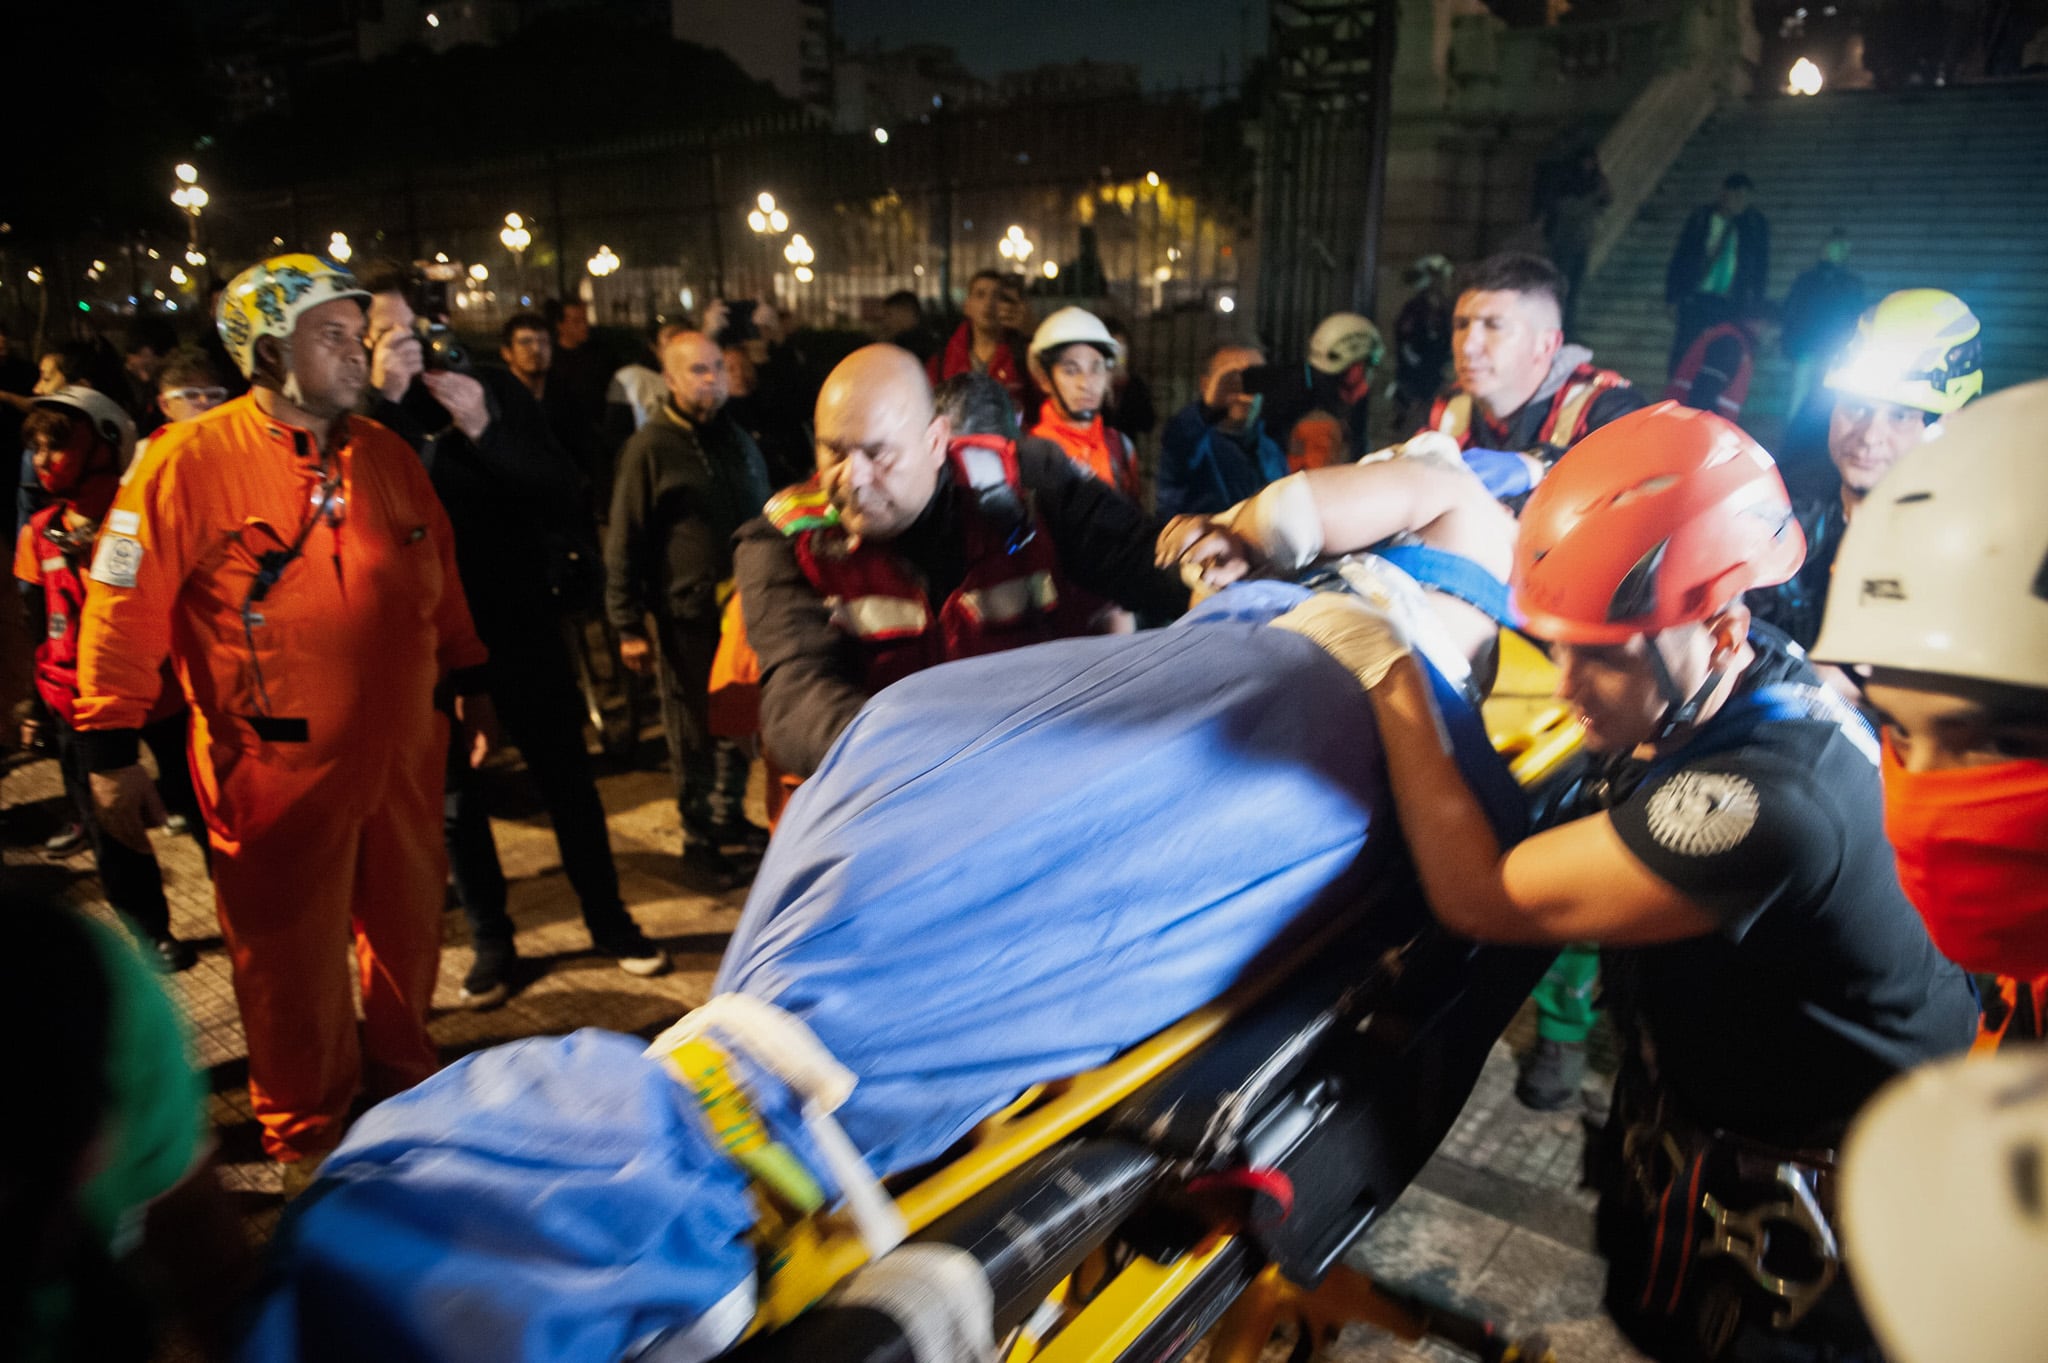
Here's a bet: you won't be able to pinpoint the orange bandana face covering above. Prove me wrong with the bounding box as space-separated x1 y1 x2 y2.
1882 735 2048 979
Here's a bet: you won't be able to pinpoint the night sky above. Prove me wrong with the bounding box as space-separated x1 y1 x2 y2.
834 0 1267 88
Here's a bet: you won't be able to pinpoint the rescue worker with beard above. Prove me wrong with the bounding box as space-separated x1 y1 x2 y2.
1316 402 1976 1361
73 255 493 1189
1748 289 1982 650
734 344 1186 780
1026 307 1138 501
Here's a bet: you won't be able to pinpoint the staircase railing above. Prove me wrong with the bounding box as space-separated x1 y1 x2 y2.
1587 0 1757 276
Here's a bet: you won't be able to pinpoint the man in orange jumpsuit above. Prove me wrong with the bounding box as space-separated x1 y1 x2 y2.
73 255 493 1178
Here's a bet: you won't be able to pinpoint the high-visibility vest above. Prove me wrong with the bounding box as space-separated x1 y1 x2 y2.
764 437 1093 695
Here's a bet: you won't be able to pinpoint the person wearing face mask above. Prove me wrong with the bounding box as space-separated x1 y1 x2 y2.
1810 378 2048 1046
13 388 200 971
1155 342 1288 520
734 345 1187 782
1778 230 1864 424
1818 382 2048 1363
1025 307 1138 501
1748 290 1982 651
1328 401 1977 1360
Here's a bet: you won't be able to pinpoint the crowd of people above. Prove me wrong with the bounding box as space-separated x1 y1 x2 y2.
1 190 2040 1363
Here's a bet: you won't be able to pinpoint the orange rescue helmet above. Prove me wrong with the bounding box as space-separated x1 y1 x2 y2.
1512 401 1805 645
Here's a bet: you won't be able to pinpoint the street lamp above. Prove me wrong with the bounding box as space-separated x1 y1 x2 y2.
468 263 489 283
998 225 1034 264
873 127 890 144
328 231 352 264
500 212 532 293
587 244 621 277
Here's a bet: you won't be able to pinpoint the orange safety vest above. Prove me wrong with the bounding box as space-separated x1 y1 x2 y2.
1427 362 1632 451
763 436 1092 695
1030 413 1139 501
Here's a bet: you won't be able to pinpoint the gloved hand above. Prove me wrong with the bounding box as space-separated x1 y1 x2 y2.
1461 446 1544 500
1212 472 1324 572
1268 591 1414 691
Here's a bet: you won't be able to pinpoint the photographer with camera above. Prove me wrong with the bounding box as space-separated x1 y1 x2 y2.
705 298 812 488
361 260 667 1007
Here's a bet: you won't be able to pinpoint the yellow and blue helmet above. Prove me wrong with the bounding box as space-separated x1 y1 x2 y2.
215 254 369 379
1826 288 1984 417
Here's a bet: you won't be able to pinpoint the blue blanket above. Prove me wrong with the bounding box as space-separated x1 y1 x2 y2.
240 584 1525 1362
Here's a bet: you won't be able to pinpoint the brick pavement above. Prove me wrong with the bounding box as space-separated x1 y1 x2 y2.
2 741 1643 1361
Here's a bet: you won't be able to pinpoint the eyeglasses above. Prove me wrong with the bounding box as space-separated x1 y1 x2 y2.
163 386 228 405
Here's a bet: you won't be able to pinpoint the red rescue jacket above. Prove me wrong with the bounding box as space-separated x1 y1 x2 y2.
764 436 1093 693
1428 362 1631 451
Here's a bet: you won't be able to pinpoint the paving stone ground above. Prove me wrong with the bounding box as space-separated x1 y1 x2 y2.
1 739 1643 1361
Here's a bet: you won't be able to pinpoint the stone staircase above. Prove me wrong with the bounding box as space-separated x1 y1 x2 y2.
1575 79 2048 443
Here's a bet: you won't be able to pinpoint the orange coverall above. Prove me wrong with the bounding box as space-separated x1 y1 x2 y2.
73 395 488 1162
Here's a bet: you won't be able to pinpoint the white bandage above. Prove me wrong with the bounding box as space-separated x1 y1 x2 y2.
1215 471 1323 571
1394 429 1471 475
1268 590 1415 691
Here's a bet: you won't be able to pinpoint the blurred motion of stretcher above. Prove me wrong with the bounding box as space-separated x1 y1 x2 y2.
696 628 1578 1363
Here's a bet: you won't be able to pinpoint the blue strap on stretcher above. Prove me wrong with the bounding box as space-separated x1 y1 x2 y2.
1362 543 1518 627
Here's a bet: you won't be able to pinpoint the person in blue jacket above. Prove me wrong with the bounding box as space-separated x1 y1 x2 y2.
1155 342 1287 518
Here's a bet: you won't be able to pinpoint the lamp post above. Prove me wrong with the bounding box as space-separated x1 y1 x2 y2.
499 212 532 299
997 224 1035 274
170 162 209 276
748 192 792 295
783 234 816 297
328 231 352 265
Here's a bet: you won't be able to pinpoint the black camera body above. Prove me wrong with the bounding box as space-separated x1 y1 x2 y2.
413 316 471 373
715 298 761 349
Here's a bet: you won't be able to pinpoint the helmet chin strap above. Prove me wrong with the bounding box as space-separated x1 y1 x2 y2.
1050 386 1097 424
274 336 309 411
1644 629 1727 744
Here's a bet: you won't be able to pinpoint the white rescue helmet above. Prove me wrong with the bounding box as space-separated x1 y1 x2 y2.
1811 379 2048 691
1307 312 1384 376
32 384 138 469
1838 1049 2048 1363
1028 306 1122 370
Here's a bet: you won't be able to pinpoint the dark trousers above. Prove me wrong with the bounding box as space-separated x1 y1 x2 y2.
1670 293 1736 376
654 615 747 845
444 627 635 949
54 709 206 943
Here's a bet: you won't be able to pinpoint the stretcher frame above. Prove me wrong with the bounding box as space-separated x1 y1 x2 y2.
727 630 1581 1363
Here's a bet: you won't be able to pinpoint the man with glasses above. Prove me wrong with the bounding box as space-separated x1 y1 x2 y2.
150 346 230 428
72 255 494 1193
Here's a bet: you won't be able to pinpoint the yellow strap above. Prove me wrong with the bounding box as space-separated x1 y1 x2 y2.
659 1035 827 1217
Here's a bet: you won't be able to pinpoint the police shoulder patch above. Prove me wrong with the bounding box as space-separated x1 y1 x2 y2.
90 533 144 589
1642 770 1760 857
